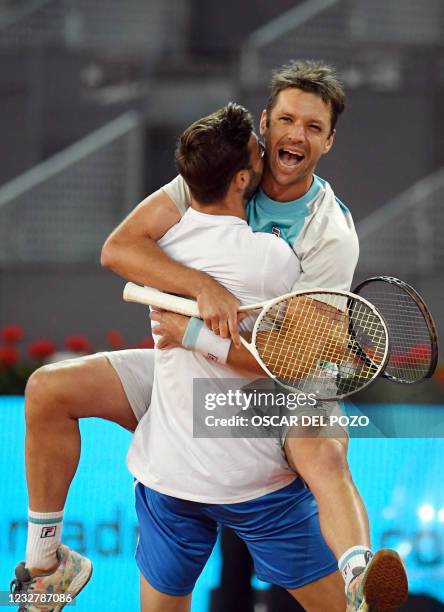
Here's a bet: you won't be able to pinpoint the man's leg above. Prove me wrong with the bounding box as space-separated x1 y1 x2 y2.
284 434 370 560
25 353 138 518
21 348 153 582
140 575 191 612
226 479 343 611
284 430 408 609
11 351 151 604
287 570 345 612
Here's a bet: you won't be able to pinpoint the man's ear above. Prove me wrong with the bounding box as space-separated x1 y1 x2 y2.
323 129 336 155
233 169 249 191
259 110 268 136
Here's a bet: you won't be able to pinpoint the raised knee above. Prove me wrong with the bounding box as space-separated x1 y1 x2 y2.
286 437 351 486
316 439 350 479
25 365 67 424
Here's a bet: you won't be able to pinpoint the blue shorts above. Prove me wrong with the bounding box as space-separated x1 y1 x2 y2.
134 478 337 596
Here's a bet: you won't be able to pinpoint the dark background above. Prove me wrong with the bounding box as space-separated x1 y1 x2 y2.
0 0 443 353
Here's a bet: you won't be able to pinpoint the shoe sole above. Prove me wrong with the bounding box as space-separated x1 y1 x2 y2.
362 549 408 611
32 559 93 612
53 560 93 612
24 553 93 612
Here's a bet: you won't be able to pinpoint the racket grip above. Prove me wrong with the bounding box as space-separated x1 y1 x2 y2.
123 283 201 317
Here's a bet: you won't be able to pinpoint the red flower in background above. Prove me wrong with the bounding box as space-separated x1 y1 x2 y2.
107 330 124 350
64 335 92 353
408 343 432 363
0 345 19 367
28 340 56 361
1 325 24 344
389 352 408 366
135 336 154 349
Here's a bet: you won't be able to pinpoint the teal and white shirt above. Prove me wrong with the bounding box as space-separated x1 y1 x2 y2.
162 174 359 292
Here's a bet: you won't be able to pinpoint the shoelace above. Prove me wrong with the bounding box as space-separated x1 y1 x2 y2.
10 567 35 612
10 581 30 611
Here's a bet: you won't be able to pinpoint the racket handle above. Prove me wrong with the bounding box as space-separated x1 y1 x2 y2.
123 283 200 317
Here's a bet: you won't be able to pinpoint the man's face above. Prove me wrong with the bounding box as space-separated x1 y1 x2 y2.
260 88 335 197
244 133 264 201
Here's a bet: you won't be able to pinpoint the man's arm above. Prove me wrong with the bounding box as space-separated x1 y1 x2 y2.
151 298 348 381
151 309 264 376
101 188 242 346
226 339 264 375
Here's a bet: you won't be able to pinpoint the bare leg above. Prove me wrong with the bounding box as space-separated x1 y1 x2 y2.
140 574 191 612
25 354 138 514
288 570 345 611
284 435 370 560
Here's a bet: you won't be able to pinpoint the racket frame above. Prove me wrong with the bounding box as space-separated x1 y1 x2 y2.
352 276 439 384
247 288 390 399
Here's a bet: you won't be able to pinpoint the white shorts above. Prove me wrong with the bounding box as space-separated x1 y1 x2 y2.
104 348 155 422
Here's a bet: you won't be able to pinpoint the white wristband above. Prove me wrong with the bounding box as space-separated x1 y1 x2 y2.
182 317 231 364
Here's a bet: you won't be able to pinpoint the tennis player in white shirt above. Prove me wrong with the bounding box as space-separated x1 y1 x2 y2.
128 102 345 612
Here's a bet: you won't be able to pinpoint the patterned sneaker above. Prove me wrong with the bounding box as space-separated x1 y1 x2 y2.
346 549 408 611
10 544 93 611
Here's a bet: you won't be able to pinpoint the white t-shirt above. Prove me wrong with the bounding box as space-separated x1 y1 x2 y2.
127 207 301 503
162 174 359 292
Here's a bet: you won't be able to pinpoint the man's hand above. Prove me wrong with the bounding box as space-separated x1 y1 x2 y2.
196 278 242 348
152 307 263 376
150 309 190 350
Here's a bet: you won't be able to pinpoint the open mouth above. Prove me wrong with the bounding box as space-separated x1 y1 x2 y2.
278 148 304 167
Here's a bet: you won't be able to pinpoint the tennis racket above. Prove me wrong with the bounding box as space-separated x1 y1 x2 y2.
352 276 438 383
123 283 390 401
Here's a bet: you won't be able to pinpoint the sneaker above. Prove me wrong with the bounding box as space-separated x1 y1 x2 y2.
346 549 408 611
10 544 93 611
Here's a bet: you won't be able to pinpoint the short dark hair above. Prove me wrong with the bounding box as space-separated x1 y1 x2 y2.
175 103 254 203
265 60 345 132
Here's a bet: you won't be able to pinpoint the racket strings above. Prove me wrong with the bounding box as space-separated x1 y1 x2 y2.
254 293 388 398
357 283 434 382
259 297 342 376
272 297 336 377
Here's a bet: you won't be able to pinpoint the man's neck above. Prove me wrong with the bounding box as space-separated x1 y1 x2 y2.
191 197 246 219
260 170 314 202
